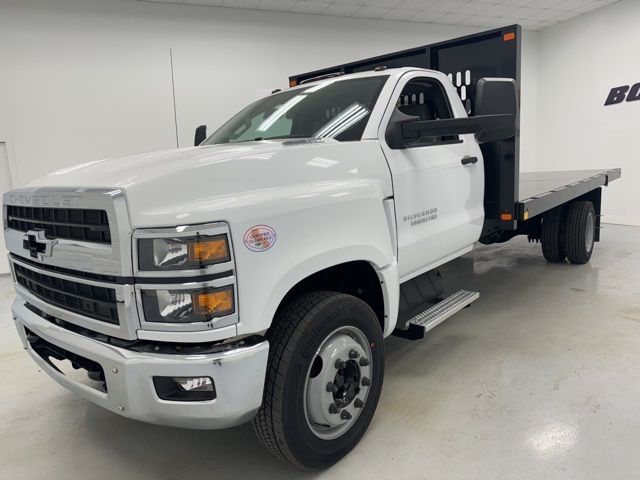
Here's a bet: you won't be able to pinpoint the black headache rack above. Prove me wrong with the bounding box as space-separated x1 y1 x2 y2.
290 25 522 239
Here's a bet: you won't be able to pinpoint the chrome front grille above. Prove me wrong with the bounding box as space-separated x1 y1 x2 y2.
6 205 111 244
12 254 119 283
9 255 139 340
4 188 139 340
13 262 119 325
3 188 132 278
4 188 238 343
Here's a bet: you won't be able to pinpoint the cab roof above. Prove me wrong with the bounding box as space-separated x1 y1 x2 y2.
287 67 441 92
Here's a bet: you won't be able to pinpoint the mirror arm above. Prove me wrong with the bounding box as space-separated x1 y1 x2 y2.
401 117 481 138
401 114 515 143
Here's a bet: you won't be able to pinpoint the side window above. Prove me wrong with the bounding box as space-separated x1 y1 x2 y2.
395 77 458 145
397 78 453 121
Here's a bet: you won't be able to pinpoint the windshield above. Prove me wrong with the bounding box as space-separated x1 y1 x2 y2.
203 75 389 145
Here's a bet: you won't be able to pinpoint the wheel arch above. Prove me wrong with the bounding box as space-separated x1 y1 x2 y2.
270 257 399 337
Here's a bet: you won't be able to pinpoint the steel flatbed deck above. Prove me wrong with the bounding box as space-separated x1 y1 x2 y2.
517 168 621 221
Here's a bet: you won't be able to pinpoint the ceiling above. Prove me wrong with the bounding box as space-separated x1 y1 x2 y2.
144 0 618 30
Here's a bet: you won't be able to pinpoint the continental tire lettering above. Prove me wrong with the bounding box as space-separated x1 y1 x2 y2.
300 306 347 359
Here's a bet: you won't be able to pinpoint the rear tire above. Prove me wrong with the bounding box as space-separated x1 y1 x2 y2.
541 206 566 262
253 291 384 470
564 200 596 264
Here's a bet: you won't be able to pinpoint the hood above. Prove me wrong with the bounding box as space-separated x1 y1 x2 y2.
24 140 392 227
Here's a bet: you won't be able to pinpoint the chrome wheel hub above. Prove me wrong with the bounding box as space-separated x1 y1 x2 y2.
303 326 372 440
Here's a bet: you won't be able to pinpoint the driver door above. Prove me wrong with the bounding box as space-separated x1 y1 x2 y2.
380 72 484 280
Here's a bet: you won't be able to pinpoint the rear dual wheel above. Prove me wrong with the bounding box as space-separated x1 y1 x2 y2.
254 291 384 469
541 200 596 264
541 206 567 262
564 201 596 264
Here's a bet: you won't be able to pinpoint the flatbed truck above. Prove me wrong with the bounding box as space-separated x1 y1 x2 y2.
3 25 620 469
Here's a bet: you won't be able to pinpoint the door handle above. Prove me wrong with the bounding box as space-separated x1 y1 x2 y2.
461 156 478 165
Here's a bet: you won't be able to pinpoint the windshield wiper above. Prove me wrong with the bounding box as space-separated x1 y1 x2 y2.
254 135 312 141
226 135 313 144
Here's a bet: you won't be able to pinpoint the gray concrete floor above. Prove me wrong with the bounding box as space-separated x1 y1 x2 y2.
1 224 640 479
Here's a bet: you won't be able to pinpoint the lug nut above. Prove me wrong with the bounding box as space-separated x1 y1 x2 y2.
335 359 346 369
348 349 360 359
361 377 371 387
340 409 353 420
354 398 364 409
326 381 338 393
328 403 340 414
359 357 370 367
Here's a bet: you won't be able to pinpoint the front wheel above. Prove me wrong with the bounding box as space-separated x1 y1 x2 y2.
253 291 384 469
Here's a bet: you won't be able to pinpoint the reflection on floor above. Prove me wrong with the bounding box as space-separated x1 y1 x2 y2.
1 224 639 480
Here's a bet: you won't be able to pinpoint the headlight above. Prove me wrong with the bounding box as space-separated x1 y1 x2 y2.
138 234 231 271
141 285 235 323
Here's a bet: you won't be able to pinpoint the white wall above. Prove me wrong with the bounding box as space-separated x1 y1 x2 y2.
537 0 639 226
0 142 13 274
0 0 539 188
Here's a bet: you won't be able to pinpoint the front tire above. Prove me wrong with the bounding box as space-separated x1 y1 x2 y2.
253 291 384 469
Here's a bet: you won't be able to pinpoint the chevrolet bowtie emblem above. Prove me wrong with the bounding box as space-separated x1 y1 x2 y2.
22 230 57 259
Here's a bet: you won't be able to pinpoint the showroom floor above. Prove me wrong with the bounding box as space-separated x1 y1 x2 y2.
1 224 639 480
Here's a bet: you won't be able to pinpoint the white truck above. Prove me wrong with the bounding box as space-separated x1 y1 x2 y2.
3 26 620 469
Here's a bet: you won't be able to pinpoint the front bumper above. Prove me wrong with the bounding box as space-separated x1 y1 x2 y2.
12 298 269 429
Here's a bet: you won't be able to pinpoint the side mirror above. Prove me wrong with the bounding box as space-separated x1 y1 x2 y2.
385 77 517 149
474 78 517 143
194 125 207 146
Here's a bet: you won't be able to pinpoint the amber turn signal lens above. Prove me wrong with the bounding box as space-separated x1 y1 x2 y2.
503 32 516 42
501 212 513 221
289 79 298 87
188 237 229 264
193 288 234 317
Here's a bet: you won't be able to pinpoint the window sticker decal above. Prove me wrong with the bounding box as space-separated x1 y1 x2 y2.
244 225 277 252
